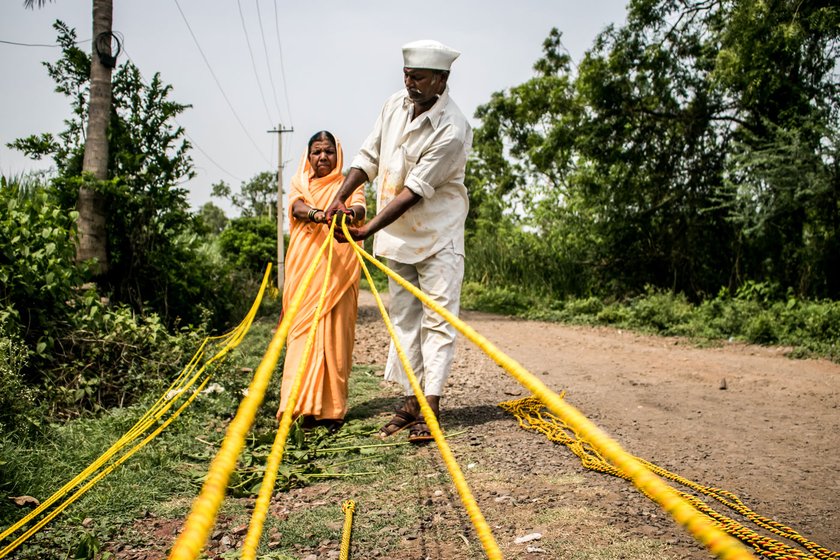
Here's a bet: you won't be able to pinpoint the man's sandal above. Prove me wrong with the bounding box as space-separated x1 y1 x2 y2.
407 418 434 445
376 410 417 439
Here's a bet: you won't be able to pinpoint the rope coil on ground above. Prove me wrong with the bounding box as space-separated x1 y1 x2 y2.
500 396 839 560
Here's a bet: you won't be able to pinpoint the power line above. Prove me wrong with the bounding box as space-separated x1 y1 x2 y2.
236 0 276 124
172 0 272 167
183 130 244 183
122 46 243 183
255 0 285 124
0 38 90 47
272 0 294 128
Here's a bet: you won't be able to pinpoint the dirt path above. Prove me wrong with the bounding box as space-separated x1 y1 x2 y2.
352 290 840 558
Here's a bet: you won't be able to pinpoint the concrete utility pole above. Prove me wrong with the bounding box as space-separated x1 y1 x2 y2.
268 124 294 290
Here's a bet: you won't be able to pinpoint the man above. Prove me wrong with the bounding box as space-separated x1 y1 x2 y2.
326 39 472 444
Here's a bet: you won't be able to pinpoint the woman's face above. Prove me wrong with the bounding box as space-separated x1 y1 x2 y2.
309 139 338 178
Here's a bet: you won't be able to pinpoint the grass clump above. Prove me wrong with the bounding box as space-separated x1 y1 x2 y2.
462 281 840 362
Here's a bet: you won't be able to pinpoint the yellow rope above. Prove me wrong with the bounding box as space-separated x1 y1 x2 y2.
240 218 338 559
168 234 333 560
344 220 504 560
501 396 839 560
340 499 356 560
0 265 273 559
1 376 213 557
342 232 756 560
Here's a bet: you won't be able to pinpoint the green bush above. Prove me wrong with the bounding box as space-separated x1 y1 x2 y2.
626 288 694 334
48 300 204 415
595 303 631 325
563 296 604 318
0 177 85 360
461 281 530 315
0 336 37 432
744 310 780 345
218 216 277 275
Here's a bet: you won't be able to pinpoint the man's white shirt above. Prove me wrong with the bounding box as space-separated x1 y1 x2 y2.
351 87 473 264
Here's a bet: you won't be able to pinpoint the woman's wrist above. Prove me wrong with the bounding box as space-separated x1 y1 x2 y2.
307 208 324 223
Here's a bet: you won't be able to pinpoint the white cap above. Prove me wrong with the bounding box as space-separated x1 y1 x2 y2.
402 39 460 71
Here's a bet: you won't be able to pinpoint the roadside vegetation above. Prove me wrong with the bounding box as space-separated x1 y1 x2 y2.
0 319 440 559
1 1 838 557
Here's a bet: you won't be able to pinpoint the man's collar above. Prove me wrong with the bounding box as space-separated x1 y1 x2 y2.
402 86 450 128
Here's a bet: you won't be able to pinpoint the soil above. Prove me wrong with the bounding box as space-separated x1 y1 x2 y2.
350 290 840 559
117 290 839 559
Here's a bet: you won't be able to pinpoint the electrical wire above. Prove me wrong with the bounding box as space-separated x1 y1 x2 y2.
254 0 286 124
236 0 276 124
0 38 90 47
271 0 294 128
172 0 272 167
122 46 242 183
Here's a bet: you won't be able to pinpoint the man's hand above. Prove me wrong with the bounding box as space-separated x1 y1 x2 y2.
333 223 369 244
325 199 349 223
326 168 370 222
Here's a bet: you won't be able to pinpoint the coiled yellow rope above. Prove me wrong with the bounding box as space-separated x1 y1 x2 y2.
341 228 756 560
168 233 333 560
501 396 839 560
340 499 356 560
0 265 273 559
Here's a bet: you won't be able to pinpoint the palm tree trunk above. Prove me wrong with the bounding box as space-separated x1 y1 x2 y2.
77 0 113 274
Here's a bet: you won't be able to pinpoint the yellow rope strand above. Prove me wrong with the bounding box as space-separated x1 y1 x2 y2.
343 233 756 560
241 218 338 559
0 265 272 557
500 396 839 560
339 500 356 560
168 235 333 560
1 375 214 558
345 220 504 560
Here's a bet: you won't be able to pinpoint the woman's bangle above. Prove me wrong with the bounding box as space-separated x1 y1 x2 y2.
308 208 321 222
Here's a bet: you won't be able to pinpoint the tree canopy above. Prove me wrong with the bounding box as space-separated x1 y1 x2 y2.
468 0 840 301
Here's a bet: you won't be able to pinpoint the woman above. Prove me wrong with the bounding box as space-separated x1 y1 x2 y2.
276 131 367 431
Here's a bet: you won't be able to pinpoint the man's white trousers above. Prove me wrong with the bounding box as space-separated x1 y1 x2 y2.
383 243 464 397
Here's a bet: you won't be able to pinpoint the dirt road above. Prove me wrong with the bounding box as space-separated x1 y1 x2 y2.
353 290 840 558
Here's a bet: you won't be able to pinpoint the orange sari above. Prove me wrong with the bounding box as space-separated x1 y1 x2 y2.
277 140 366 421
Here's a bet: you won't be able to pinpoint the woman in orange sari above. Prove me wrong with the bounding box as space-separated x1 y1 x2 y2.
276 131 367 431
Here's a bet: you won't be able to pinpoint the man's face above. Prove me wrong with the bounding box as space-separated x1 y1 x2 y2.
404 68 445 104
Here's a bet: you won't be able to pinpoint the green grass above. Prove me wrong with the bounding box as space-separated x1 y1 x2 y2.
0 320 420 558
0 309 676 559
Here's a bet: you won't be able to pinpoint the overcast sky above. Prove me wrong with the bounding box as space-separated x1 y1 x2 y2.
1 1 627 216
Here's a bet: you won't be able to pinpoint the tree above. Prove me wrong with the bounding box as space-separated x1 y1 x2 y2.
711 0 840 297
211 171 277 219
468 1 839 301
197 202 229 235
25 0 114 275
217 217 277 274
10 22 202 324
